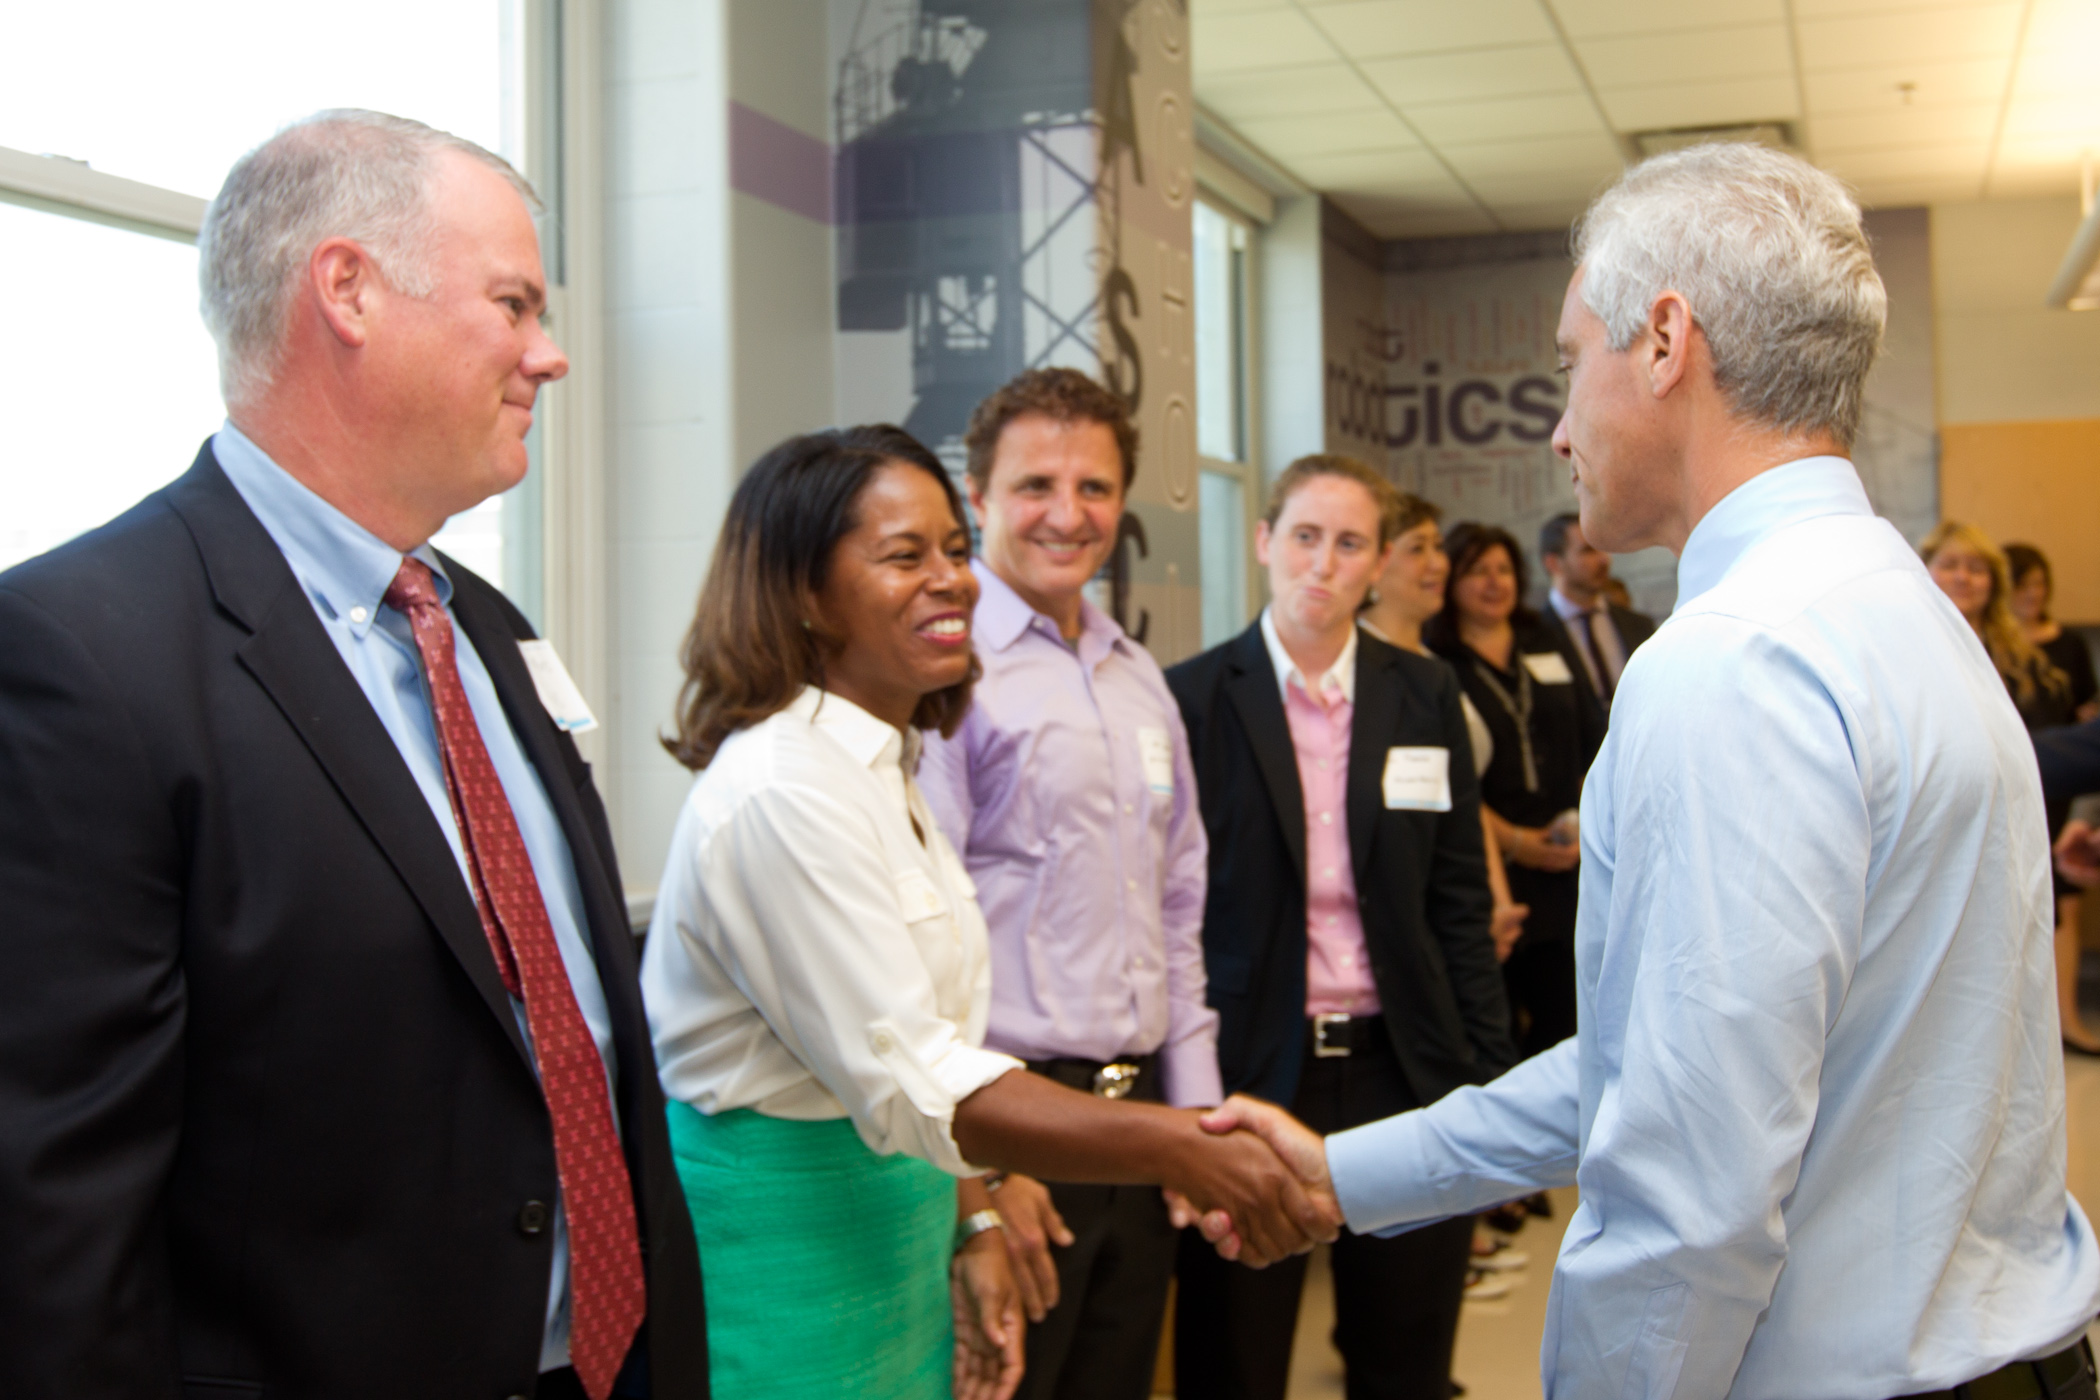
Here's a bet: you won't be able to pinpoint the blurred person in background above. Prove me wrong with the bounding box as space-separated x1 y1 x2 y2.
1358 495 1526 962
918 368 1219 1400
1167 454 1514 1400
1923 522 2074 733
2007 543 2099 724
643 425 1337 1400
1427 524 1604 1060
1536 511 1655 718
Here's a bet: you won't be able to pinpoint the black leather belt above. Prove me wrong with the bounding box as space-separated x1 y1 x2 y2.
1026 1052 1163 1102
1898 1339 2098 1400
1307 1013 1387 1059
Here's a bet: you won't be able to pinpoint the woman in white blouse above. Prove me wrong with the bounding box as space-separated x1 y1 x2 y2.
641 425 1335 1400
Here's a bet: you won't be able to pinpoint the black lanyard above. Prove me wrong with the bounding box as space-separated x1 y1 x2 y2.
1471 656 1539 793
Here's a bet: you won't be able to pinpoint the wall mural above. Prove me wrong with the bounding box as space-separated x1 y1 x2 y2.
831 0 1200 659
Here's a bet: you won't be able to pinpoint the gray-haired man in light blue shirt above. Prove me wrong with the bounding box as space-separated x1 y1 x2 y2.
1196 143 2100 1399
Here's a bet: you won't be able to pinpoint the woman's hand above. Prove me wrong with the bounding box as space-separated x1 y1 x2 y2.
990 1173 1073 1322
1504 825 1580 873
1489 900 1529 961
952 1230 1025 1400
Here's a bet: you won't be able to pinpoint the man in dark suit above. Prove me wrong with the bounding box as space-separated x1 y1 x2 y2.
1165 455 1516 1400
1536 511 1656 716
0 112 705 1400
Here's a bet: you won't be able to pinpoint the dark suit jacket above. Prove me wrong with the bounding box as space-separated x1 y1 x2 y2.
0 445 707 1400
1538 597 1657 720
1165 625 1516 1109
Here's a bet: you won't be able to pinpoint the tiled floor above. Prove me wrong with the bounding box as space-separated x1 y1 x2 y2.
1276 1049 2100 1400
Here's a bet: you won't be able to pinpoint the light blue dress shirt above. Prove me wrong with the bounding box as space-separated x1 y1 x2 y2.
1326 457 2100 1398
214 422 615 1375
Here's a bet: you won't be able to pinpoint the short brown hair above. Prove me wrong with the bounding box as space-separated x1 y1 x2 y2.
663 425 978 771
1394 491 1441 539
964 367 1138 491
1262 453 1404 546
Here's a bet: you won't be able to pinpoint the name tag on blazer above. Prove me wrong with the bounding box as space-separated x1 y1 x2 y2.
517 640 600 733
1137 726 1175 795
1383 746 1452 811
1522 651 1575 685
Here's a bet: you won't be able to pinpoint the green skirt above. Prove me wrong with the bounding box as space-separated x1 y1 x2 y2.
667 1102 955 1398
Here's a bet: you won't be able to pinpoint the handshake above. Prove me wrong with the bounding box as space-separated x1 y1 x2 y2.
1162 1095 1342 1267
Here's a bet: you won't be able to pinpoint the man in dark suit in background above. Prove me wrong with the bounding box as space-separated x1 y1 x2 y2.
1166 455 1515 1400
1536 511 1655 716
0 111 705 1400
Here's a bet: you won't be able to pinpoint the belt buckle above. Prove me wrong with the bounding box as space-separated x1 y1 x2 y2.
1313 1012 1352 1058
1092 1062 1140 1099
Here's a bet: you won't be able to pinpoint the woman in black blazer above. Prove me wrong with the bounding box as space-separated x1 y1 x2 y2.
1166 456 1515 1400
1427 523 1605 1061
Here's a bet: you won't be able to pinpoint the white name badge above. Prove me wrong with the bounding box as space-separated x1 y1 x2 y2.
1137 726 1175 796
1382 746 1452 811
1522 651 1575 685
516 640 600 734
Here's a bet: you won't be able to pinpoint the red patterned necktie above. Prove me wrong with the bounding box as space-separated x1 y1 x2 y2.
384 559 643 1400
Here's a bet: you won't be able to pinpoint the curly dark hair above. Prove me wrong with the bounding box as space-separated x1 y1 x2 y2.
1424 521 1537 652
963 367 1138 491
662 424 979 770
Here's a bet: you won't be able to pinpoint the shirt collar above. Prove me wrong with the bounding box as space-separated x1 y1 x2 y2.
1259 606 1358 706
1676 456 1871 607
1548 586 1598 621
972 563 1127 662
212 420 450 636
788 685 914 772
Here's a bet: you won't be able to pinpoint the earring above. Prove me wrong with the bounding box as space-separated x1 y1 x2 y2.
1365 587 1381 606
801 619 812 630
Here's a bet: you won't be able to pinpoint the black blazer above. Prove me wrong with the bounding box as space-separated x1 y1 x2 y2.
0 446 707 1400
1537 599 1656 718
1166 625 1516 1109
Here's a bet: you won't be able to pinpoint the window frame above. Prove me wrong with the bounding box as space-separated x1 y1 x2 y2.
1194 192 1263 644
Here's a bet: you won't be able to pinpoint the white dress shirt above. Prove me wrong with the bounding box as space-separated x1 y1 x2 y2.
643 687 1023 1176
1261 606 1357 705
1326 458 2100 1397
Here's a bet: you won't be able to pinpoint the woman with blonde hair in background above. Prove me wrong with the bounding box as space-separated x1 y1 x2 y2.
1923 522 2095 1053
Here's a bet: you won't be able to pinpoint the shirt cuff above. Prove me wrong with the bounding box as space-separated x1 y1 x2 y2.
1327 1109 1458 1237
1159 1037 1223 1108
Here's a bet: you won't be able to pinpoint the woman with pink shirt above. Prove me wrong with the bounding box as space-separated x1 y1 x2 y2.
1165 454 1516 1400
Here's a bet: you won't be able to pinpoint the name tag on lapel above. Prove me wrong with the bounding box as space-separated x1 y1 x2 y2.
1137 726 1175 796
516 640 599 734
1382 746 1452 811
1522 652 1575 685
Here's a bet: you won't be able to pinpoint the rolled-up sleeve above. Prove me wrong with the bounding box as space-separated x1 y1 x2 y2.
694 783 1020 1175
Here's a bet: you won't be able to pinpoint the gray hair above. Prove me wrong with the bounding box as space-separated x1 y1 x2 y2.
197 109 536 407
1571 142 1886 448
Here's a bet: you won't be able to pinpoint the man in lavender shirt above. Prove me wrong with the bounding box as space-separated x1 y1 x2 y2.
920 368 1220 1400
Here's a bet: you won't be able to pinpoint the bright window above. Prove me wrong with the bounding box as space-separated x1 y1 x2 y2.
1194 197 1257 647
0 1 533 596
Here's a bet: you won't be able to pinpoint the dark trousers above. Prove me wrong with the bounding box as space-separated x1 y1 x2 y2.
1503 934 1577 1059
1174 1035 1475 1400
1012 1180 1179 1400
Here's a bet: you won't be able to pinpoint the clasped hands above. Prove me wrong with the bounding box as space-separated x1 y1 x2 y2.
1162 1094 1341 1267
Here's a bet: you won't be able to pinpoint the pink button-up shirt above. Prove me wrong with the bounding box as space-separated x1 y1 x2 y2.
1259 611 1381 1017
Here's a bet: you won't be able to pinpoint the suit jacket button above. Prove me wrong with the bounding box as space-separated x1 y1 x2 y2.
517 1200 551 1237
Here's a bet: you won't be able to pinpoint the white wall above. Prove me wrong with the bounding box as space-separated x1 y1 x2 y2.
1932 195 2100 425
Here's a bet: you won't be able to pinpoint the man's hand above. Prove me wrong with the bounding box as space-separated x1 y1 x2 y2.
1162 1098 1341 1266
2057 820 2100 889
1505 826 1580 872
1190 1095 1340 1261
952 1229 1025 1400
988 1173 1072 1322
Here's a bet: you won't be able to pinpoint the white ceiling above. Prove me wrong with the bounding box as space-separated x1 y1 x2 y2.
1191 0 2100 237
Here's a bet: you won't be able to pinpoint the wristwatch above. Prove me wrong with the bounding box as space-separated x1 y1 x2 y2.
954 1208 1005 1253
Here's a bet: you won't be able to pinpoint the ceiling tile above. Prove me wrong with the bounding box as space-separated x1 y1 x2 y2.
1802 58 2009 113
1818 141 1990 183
1791 0 2005 15
1284 146 1456 189
1598 75 1802 131
1299 0 1556 59
1191 8 1340 75
1998 92 2100 141
1810 101 2000 150
1196 64 1386 121
1437 131 1626 179
1550 0 1785 39
1361 44 1586 106
1574 23 1795 87
1466 170 1624 206
1984 150 2089 199
1190 0 1296 13
1479 198 1591 234
1845 175 1990 207
1797 5 2024 70
1403 92 1612 145
1233 109 1423 157
1343 198 1502 237
2017 0 2100 94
